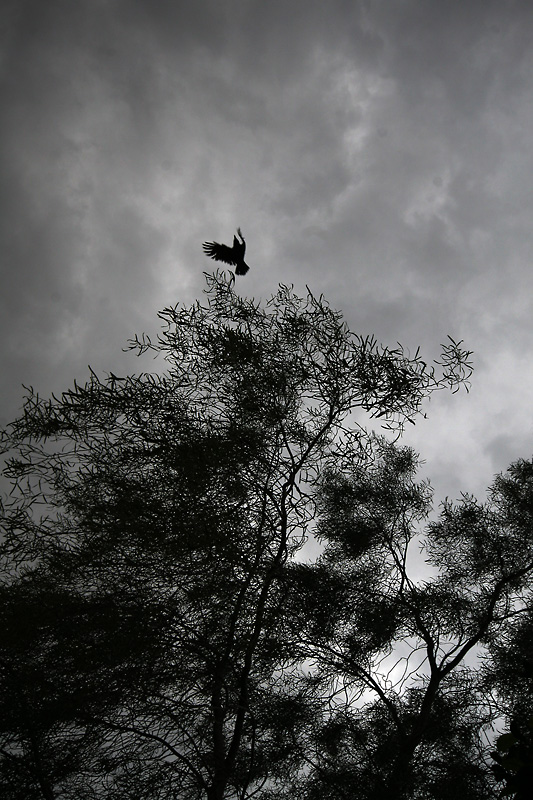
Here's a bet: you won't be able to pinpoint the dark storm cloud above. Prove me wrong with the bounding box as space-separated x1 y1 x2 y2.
1 0 533 500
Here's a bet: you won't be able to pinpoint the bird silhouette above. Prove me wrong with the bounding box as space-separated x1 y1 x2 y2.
202 228 250 275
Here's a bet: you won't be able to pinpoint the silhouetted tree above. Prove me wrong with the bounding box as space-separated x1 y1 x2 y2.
482 507 533 800
491 714 533 799
282 445 533 799
0 272 475 799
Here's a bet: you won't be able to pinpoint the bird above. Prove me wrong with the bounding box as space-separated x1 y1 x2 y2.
202 228 250 275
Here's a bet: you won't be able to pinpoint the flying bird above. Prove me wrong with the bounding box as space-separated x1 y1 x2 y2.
202 228 250 275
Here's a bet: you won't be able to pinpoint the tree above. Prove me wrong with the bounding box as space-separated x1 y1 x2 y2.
481 462 533 799
0 272 474 799
491 714 533 799
282 444 533 799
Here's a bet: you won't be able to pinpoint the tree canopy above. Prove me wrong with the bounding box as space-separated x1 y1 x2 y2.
2 272 531 800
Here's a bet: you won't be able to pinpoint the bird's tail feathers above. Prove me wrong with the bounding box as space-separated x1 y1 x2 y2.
235 261 250 276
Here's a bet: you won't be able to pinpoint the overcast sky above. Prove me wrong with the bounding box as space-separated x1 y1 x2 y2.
2 0 533 507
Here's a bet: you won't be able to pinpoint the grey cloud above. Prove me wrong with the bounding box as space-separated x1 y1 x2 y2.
1 0 533 501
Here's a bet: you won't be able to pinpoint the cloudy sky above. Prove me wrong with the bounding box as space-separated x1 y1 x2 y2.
2 0 533 506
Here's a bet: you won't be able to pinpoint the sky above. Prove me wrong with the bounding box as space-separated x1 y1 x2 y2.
1 0 533 509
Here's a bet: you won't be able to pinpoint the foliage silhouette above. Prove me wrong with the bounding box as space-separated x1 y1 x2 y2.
6 273 531 800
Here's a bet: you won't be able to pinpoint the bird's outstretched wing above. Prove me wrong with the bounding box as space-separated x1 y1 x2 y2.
202 240 239 266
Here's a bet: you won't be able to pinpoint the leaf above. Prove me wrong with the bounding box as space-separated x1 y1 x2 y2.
496 732 517 753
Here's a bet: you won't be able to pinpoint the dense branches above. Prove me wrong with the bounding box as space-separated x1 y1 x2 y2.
283 442 533 798
3 272 528 800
